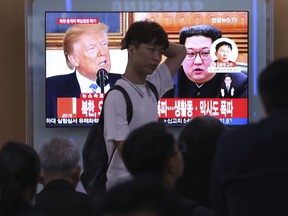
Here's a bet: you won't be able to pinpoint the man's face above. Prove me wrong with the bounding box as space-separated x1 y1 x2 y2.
215 45 232 63
130 43 163 76
224 76 232 86
72 31 111 81
182 36 215 84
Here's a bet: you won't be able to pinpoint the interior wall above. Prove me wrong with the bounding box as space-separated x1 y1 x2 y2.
274 0 288 59
0 0 25 147
0 0 287 147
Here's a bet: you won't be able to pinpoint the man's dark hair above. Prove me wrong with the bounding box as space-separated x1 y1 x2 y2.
121 20 169 50
0 141 40 213
179 25 222 45
178 116 226 171
259 58 288 112
224 73 232 80
97 178 183 216
122 122 176 180
215 41 232 52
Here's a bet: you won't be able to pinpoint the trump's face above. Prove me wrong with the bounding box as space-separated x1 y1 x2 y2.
70 31 111 82
182 36 216 84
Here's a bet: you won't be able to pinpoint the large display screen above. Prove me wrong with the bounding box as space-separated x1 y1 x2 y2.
45 11 248 127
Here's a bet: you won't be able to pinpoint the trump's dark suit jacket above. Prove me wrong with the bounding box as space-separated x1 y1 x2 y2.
46 71 121 118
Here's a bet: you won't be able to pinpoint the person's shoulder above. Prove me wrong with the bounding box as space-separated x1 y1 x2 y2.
228 72 248 84
147 62 170 85
221 125 250 137
12 205 48 216
46 72 76 83
181 198 215 216
74 189 102 202
192 205 216 216
108 72 122 79
230 71 247 79
104 80 128 103
108 72 122 86
159 61 170 71
218 124 257 147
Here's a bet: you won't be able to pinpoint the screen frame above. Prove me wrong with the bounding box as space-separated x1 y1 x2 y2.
26 0 273 193
44 10 249 128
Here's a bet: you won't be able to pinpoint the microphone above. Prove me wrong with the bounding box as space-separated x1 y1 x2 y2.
96 69 109 93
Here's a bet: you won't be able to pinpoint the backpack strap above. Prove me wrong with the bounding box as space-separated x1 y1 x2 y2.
99 85 133 168
112 85 133 124
99 85 133 125
100 82 157 125
146 80 159 101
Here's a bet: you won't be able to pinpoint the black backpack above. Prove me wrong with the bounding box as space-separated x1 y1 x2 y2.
80 82 158 196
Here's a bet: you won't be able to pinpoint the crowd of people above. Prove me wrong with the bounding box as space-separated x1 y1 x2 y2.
2 19 287 216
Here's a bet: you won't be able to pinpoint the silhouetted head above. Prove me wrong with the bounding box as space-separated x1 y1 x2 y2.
178 116 226 171
259 58 288 113
39 137 80 187
0 141 40 213
122 122 183 186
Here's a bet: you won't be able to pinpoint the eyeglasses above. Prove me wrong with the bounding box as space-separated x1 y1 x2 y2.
186 50 210 60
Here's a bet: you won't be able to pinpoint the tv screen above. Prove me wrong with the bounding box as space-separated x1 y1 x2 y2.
45 11 248 127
